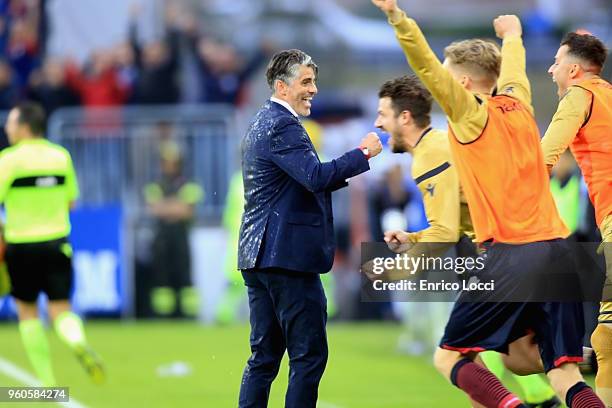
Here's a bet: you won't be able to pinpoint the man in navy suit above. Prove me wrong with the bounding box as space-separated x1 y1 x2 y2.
238 49 382 407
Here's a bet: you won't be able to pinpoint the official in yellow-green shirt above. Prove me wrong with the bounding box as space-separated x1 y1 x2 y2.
0 106 78 298
0 102 104 387
143 142 203 318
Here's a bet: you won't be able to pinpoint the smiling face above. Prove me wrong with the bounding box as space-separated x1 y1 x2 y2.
548 45 577 97
275 65 317 116
375 97 407 153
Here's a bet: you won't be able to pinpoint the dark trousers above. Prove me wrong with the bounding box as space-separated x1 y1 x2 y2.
238 268 328 408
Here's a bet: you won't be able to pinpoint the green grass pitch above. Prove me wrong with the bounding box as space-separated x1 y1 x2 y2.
0 321 584 407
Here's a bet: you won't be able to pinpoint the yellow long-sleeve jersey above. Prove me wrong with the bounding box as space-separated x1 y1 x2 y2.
405 128 472 245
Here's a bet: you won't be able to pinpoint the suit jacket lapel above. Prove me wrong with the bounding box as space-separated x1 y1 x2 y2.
269 100 320 161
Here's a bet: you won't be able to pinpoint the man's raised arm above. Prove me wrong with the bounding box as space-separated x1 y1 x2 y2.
494 15 534 115
371 0 481 124
270 119 381 193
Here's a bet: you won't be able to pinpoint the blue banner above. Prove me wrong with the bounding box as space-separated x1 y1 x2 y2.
70 205 125 316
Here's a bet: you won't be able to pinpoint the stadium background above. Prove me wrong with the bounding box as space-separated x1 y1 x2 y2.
0 0 610 406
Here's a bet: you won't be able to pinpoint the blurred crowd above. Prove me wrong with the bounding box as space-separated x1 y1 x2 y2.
0 0 604 327
0 0 44 109
0 0 272 115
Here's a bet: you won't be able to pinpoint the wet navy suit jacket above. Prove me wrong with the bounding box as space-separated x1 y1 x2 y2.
238 99 370 274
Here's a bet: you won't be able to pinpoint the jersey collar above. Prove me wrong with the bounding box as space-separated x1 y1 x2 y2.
413 127 433 148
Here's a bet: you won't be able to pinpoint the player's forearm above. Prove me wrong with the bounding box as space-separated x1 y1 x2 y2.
390 14 474 121
402 241 455 267
541 119 580 168
418 224 460 245
497 36 533 114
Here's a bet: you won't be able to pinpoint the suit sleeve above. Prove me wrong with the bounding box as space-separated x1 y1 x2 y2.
328 180 349 192
270 118 370 193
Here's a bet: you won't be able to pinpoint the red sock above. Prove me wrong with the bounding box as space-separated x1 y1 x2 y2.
450 359 524 408
566 382 604 408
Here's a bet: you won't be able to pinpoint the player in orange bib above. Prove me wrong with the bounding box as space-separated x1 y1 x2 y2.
371 0 604 407
541 31 612 405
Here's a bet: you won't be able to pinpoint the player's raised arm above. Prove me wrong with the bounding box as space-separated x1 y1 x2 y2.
494 15 534 115
371 0 480 124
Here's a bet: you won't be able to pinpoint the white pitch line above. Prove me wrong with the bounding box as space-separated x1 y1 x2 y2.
318 401 343 408
0 356 89 408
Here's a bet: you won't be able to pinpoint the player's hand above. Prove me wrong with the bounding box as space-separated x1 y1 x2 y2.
361 259 379 282
371 0 403 21
384 230 415 253
371 0 397 13
361 132 383 158
493 15 522 39
361 258 410 282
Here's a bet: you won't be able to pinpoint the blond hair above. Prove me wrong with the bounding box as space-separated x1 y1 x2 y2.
444 39 501 88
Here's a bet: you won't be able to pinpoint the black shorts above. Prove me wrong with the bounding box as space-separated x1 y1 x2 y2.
440 239 585 372
5 238 73 302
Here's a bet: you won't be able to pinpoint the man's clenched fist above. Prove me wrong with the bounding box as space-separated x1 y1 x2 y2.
493 15 522 39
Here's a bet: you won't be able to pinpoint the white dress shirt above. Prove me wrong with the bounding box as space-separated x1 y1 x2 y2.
270 96 299 118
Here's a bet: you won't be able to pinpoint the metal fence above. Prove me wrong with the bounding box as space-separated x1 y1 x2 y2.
47 104 239 222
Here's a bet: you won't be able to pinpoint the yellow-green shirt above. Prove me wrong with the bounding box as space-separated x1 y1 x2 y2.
389 12 533 143
0 138 79 243
144 181 203 206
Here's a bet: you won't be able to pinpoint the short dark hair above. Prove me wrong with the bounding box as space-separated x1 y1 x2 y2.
15 101 46 136
378 75 433 128
561 32 608 73
265 49 318 90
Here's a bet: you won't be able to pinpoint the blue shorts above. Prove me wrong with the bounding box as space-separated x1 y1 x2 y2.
440 239 584 372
